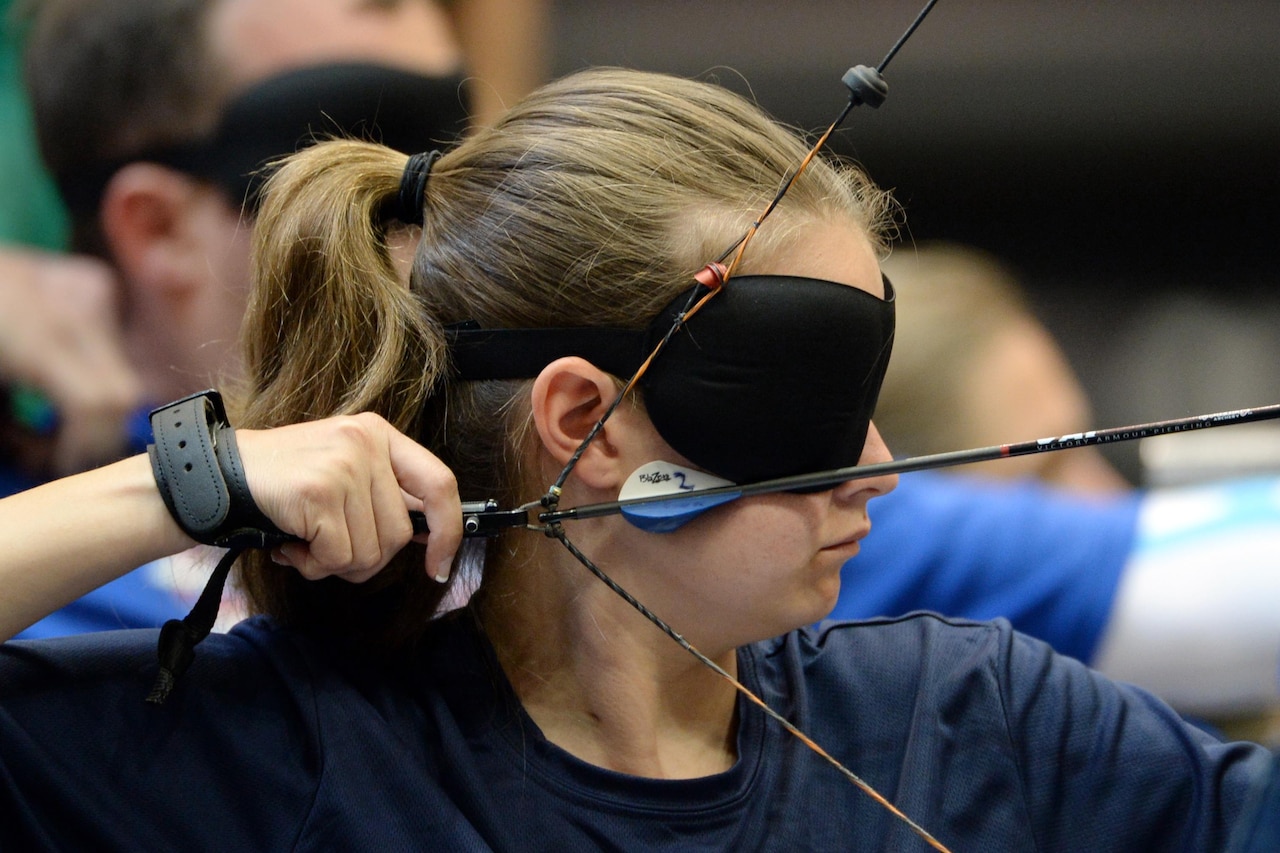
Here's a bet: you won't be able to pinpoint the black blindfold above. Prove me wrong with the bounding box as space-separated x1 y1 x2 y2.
447 274 896 487
59 62 470 217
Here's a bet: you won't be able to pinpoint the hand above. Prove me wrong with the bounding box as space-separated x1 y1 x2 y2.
0 249 142 475
234 413 463 584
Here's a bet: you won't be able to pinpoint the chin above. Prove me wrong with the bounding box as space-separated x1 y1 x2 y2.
810 558 845 610
811 587 842 623
739 594 837 644
788 579 843 631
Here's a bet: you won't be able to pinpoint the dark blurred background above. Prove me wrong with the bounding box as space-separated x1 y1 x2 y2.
550 0 1280 483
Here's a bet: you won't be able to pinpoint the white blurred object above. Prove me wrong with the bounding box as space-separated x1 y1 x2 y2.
1092 476 1280 716
1141 423 1280 488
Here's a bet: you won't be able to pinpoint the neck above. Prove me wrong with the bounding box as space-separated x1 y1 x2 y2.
476 532 740 779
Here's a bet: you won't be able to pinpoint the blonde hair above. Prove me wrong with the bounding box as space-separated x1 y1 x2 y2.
237 67 894 657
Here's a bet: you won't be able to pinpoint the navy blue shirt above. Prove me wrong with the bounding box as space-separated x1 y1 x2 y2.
0 610 1265 850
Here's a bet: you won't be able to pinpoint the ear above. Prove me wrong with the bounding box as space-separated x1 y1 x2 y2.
99 163 206 301
530 357 635 491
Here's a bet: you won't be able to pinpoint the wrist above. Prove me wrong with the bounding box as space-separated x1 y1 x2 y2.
147 390 288 549
115 453 199 556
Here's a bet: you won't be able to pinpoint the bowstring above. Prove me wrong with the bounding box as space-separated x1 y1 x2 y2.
545 116 842 503
546 265 723 501
534 2 949 848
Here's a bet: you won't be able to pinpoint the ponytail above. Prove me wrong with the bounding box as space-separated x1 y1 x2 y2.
241 139 444 431
235 140 451 659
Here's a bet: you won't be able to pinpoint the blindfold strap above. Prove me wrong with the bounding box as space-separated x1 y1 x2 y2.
446 322 649 381
443 274 894 486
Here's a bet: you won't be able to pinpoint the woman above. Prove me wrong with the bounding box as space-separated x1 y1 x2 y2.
0 68 1267 850
841 244 1280 723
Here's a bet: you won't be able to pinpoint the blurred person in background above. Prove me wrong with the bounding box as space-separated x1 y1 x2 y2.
874 241 1129 494
0 0 140 486
0 0 548 489
1 0 548 636
835 242 1280 735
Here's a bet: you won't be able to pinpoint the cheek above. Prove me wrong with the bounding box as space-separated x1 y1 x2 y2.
616 495 840 640
684 496 820 575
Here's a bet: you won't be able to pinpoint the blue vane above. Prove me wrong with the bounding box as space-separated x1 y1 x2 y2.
617 461 741 533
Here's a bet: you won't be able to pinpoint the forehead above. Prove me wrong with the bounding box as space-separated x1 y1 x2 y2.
209 0 462 91
745 220 884 300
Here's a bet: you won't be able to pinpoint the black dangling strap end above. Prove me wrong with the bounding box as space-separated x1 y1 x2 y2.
145 620 197 705
145 544 242 705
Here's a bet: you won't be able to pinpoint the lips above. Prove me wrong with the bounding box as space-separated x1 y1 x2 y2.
820 524 871 552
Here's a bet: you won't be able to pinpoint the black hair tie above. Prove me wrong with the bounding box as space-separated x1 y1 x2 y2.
397 149 441 226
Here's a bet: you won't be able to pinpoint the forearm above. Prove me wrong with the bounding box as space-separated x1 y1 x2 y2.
0 407 464 641
0 454 193 640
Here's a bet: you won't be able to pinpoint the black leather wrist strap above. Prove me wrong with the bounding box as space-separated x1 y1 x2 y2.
145 389 292 706
147 389 287 550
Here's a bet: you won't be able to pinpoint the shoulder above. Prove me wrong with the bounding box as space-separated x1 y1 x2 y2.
2 615 302 689
752 612 1233 769
768 610 1018 670
0 616 330 751
764 611 1167 713
1 617 334 754
0 617 339 848
751 613 1029 725
750 616 1270 849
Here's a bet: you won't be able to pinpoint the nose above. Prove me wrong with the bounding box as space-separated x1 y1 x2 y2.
832 421 898 501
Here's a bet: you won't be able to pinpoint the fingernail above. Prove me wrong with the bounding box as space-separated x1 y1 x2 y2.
432 567 451 584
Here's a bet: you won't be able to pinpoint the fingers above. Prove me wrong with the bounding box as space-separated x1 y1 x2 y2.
384 425 462 583
0 250 142 474
238 413 461 585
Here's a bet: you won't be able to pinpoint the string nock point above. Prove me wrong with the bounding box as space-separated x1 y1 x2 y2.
694 262 728 290
841 65 888 108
